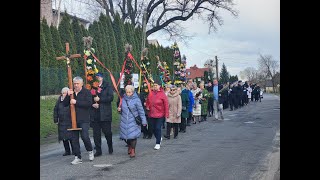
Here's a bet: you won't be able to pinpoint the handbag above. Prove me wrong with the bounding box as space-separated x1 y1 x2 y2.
125 100 142 126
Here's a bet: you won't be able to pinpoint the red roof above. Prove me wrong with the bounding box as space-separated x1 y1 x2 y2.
186 65 209 79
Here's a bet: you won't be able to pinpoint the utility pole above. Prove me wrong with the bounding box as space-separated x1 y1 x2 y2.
215 56 219 80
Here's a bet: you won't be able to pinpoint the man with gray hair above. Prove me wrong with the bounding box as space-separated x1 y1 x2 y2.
63 76 94 165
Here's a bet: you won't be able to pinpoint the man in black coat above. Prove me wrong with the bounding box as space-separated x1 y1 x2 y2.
63 76 94 165
91 73 114 157
206 80 214 117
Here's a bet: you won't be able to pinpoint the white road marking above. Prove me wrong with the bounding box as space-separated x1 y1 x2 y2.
244 121 254 124
93 164 113 168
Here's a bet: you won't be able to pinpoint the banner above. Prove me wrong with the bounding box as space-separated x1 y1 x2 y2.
120 73 139 89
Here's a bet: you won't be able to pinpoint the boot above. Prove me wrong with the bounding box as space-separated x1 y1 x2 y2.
128 145 132 154
130 148 135 158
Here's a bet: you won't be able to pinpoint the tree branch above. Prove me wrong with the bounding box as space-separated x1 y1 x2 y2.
147 0 165 22
147 1 203 37
108 0 115 17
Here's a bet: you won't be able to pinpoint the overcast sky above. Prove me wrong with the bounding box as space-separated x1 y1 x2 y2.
58 0 280 79
148 0 280 78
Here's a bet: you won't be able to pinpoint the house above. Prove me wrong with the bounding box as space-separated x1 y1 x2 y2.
186 65 209 82
40 0 90 29
148 39 159 47
265 80 279 93
52 9 91 29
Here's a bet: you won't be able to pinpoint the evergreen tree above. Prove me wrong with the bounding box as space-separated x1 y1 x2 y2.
99 14 111 72
229 75 239 83
80 24 88 37
105 15 119 73
40 21 50 95
113 13 126 68
71 19 85 77
42 19 60 94
204 71 209 83
58 13 80 78
50 25 68 88
72 19 84 54
219 63 230 84
124 22 138 70
89 21 103 61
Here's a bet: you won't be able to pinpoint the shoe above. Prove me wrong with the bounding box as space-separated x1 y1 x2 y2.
63 152 71 156
182 130 186 133
130 149 135 158
94 152 102 157
71 156 82 165
143 134 147 139
147 136 152 139
164 135 170 139
154 144 160 150
88 151 94 161
108 146 113 154
128 145 132 154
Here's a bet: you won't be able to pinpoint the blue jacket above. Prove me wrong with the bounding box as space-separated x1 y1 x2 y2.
182 89 194 112
120 92 147 140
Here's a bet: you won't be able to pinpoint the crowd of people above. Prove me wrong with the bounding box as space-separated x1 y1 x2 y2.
53 73 264 165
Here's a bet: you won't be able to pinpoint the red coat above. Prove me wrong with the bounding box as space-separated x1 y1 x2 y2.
146 88 169 118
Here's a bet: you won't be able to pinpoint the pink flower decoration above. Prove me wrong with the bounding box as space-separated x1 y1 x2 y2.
91 89 96 96
97 87 102 93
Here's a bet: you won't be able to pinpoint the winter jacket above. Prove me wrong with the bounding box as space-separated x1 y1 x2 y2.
182 89 194 113
146 88 169 118
119 92 147 140
166 92 182 123
63 87 92 123
91 80 114 122
180 91 190 118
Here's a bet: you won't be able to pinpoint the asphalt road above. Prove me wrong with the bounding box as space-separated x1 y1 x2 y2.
40 93 280 180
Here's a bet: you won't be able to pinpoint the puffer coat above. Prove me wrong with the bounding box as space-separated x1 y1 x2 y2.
119 92 147 140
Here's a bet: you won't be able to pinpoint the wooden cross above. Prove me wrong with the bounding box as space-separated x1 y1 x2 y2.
56 42 82 131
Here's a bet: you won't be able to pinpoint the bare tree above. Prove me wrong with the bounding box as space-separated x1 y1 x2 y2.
89 0 238 40
239 67 258 82
258 54 279 93
204 59 215 81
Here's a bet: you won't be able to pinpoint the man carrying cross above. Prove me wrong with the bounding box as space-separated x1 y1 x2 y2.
63 76 94 164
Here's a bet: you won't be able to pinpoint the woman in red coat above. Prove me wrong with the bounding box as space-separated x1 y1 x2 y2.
146 79 169 150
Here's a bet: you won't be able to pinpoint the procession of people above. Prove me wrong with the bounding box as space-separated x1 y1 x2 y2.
55 73 263 165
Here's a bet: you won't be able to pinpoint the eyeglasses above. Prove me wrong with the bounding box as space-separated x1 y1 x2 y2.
170 89 176 91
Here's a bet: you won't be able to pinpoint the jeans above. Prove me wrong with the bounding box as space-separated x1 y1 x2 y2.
213 100 223 119
71 122 93 159
151 117 164 144
92 121 112 153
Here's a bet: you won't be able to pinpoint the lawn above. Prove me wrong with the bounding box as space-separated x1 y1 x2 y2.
40 94 120 144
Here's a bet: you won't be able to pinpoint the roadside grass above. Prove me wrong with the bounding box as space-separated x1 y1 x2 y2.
40 95 120 145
